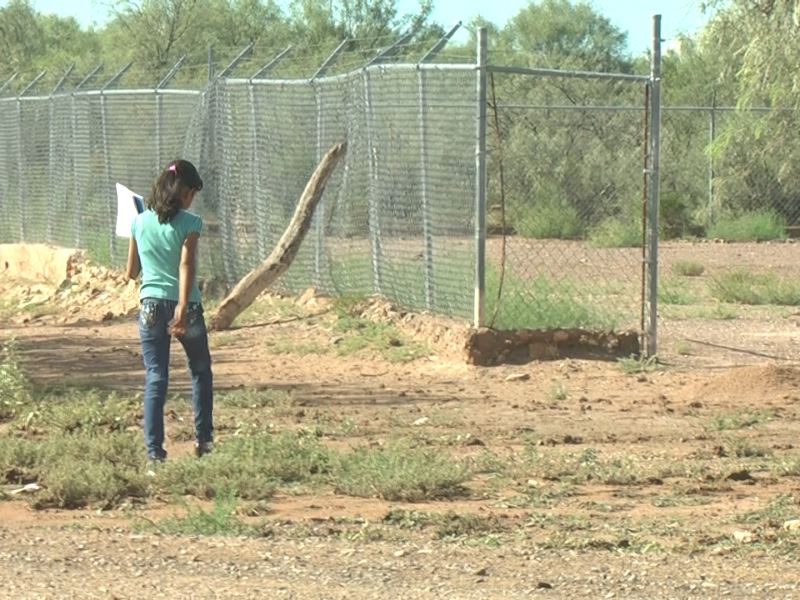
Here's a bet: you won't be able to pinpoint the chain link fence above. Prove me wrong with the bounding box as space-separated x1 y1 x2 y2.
661 106 800 233
0 60 479 321
484 73 651 333
6 33 792 343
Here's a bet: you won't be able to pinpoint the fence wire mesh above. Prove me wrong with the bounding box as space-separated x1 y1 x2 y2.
661 107 800 231
0 64 478 321
486 73 649 332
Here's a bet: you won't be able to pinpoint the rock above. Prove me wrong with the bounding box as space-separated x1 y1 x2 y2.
473 567 488 577
10 483 42 495
413 417 429 426
506 373 531 382
783 519 800 531
393 550 407 557
734 531 754 544
711 546 733 556
726 470 756 482
537 582 553 590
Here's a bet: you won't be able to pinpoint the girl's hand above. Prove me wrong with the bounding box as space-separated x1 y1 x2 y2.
169 304 188 337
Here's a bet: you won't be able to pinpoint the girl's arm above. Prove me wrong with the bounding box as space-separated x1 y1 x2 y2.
170 232 200 336
126 237 140 281
178 232 199 307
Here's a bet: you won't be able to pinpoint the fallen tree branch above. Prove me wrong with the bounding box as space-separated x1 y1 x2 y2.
208 141 347 332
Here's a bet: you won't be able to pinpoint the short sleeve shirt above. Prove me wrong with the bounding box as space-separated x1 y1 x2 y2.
131 208 203 304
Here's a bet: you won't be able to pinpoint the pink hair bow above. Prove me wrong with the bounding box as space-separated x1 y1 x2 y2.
168 164 177 173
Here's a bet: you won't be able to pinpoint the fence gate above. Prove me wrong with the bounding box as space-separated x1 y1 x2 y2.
475 17 662 356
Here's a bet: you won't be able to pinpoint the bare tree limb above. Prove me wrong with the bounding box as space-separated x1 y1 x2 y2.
208 141 347 332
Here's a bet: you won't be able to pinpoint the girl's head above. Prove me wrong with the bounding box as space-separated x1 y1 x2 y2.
147 159 204 224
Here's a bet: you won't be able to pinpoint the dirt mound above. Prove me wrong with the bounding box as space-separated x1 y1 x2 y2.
0 259 139 324
679 364 800 402
346 294 472 360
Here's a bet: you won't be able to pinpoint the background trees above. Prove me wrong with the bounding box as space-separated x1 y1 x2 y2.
0 0 796 237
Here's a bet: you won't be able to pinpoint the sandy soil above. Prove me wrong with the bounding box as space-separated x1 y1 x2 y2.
3 241 800 598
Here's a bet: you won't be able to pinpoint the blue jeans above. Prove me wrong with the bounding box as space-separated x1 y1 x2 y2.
138 298 213 459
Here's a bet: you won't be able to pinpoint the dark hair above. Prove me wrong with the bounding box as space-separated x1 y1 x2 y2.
147 159 204 224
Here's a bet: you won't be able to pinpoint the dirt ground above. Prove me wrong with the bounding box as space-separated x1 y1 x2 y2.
3 241 800 598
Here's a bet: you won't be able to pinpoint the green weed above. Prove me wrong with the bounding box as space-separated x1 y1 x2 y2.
588 217 642 249
705 409 777 431
487 269 619 331
723 435 772 458
332 444 471 502
672 260 705 277
617 355 659 374
659 278 696 305
135 489 263 536
510 196 582 240
709 270 800 305
707 210 786 242
0 338 33 421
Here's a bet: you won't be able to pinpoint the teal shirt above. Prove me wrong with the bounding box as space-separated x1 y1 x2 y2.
131 208 203 304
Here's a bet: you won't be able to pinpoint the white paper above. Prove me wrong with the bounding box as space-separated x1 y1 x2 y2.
115 183 144 238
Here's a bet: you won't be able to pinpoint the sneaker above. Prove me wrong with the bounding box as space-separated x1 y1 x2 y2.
195 441 213 458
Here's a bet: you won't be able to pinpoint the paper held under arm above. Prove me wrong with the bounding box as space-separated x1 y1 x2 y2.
115 183 145 238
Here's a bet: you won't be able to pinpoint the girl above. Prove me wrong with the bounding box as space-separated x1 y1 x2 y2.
126 159 214 462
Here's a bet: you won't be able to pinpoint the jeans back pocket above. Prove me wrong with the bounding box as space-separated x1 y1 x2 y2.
140 302 157 329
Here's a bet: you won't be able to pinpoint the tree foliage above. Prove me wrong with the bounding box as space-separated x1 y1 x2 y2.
1 0 799 236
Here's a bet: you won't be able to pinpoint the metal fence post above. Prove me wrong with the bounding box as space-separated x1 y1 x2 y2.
475 28 488 329
708 92 716 225
647 15 663 358
100 93 115 260
364 68 383 294
314 80 325 288
249 82 268 261
417 68 435 311
16 96 25 242
16 71 46 243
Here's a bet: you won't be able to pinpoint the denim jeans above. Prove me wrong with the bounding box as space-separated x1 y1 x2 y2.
138 298 213 459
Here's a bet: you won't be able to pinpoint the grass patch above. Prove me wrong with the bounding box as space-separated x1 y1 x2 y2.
332 444 471 502
672 260 705 277
157 431 329 500
332 301 429 363
135 489 263 536
707 210 786 242
661 304 739 321
723 435 772 458
510 196 582 240
0 432 148 509
617 355 659 374
675 340 693 356
0 338 33 422
216 388 295 414
588 217 642 249
658 278 696 305
709 270 800 305
705 409 778 432
487 269 619 331
548 382 569 401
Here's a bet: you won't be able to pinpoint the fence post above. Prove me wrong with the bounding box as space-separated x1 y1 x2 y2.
47 65 74 244
249 82 268 261
314 80 325 289
364 68 383 294
16 71 46 243
708 92 716 225
417 68 435 311
646 15 663 358
474 27 488 329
